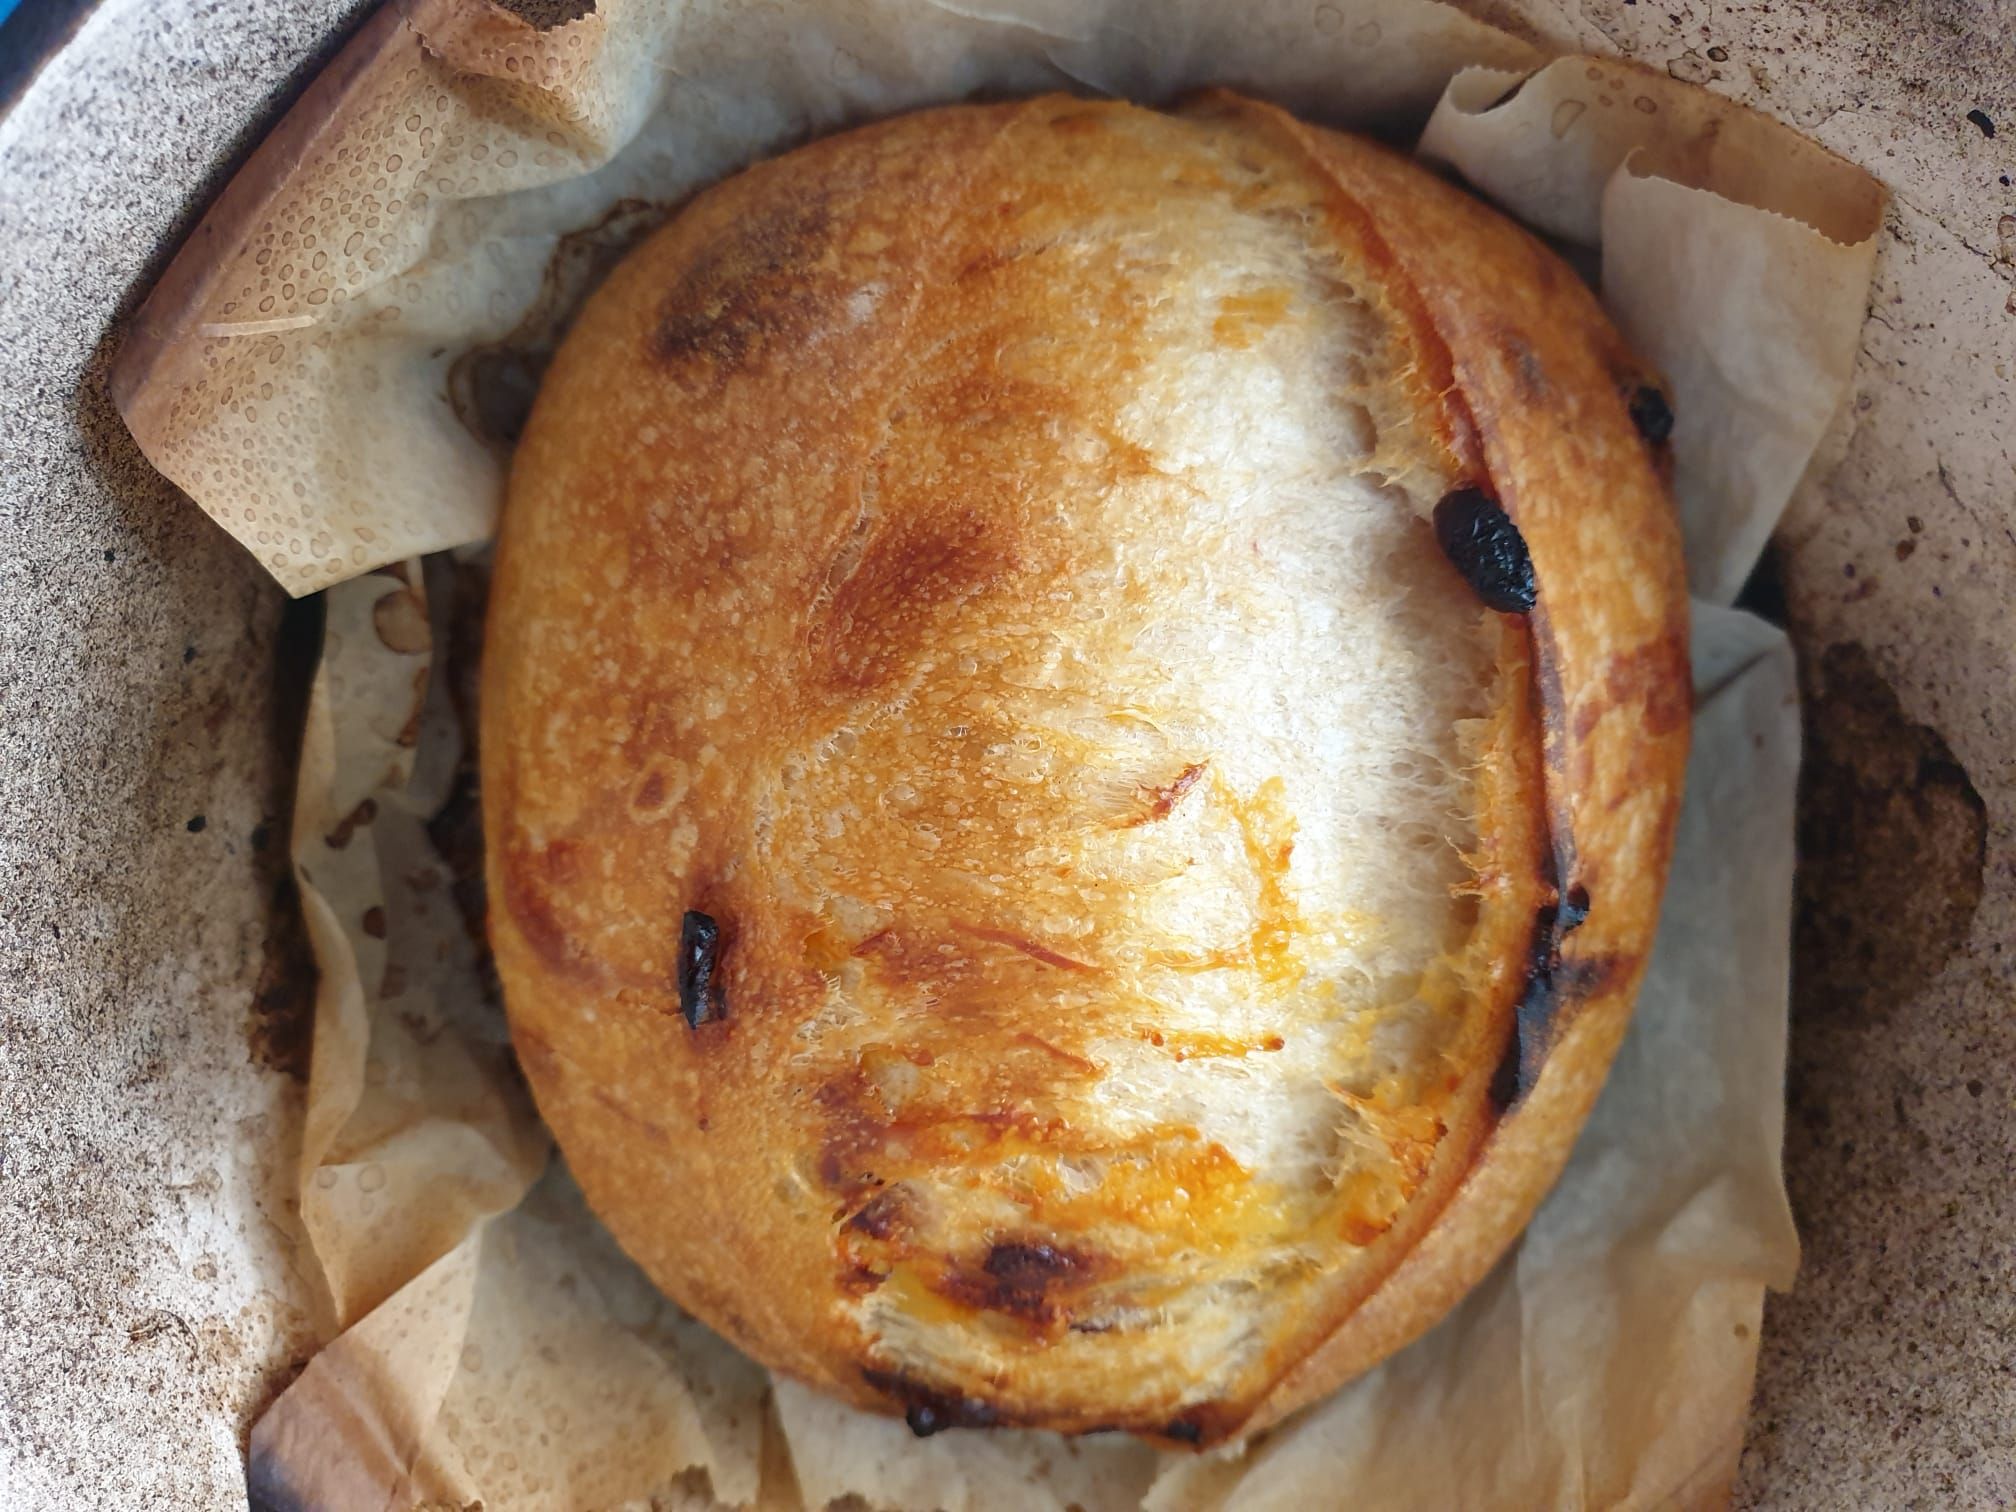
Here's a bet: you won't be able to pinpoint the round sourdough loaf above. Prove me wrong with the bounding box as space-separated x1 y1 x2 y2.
481 90 1689 1446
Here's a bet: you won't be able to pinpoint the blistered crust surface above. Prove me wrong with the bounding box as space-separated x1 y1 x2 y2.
482 96 1687 1442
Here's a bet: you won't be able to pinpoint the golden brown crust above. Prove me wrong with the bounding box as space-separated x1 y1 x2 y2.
482 94 1688 1444
1221 93 1691 1430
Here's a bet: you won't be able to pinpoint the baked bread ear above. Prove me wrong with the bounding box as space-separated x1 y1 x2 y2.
481 91 1689 1446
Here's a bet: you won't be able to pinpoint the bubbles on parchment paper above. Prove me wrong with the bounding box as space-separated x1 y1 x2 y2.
205 78 457 346
464 15 593 90
1536 61 1663 141
150 12 636 595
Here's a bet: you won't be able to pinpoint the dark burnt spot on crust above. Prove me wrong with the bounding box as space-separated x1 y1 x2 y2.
1628 384 1675 446
1492 884 1611 1110
861 1369 1227 1446
1492 957 1551 1111
983 1241 1082 1290
1142 1399 1236 1447
932 1240 1099 1327
1554 951 1631 1000
678 910 727 1028
1433 488 1536 614
649 198 835 379
987 1233 1096 1298
1506 945 1639 1106
906 1398 994 1437
1494 936 1639 1110
1495 602 1586 1109
1559 882 1591 933
1515 897 1567 1075
862 1368 1003 1437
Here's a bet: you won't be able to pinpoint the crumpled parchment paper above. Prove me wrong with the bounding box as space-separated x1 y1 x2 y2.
111 1 1884 1507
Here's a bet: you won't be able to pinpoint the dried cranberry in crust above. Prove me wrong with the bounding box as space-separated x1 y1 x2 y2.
1433 488 1537 614
678 910 726 1028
